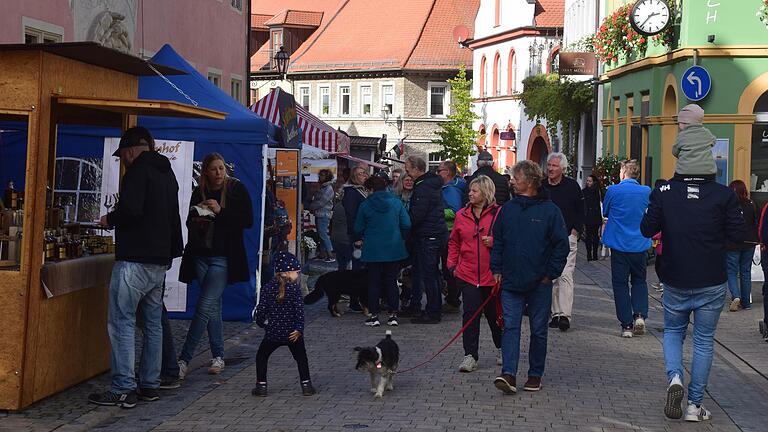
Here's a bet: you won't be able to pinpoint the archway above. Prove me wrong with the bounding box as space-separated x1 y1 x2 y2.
477 125 486 149
490 125 500 162
748 90 768 202
660 74 679 179
529 137 549 168
735 71 768 184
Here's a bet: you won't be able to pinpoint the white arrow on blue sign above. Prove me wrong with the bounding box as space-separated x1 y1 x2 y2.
681 66 712 102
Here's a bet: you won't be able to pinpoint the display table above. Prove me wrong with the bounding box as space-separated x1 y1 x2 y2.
40 254 115 298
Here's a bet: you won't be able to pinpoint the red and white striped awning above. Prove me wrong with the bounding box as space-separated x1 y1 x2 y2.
250 88 349 154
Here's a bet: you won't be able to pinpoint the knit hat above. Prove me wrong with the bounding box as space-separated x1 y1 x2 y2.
678 104 705 125
273 252 301 273
477 150 493 161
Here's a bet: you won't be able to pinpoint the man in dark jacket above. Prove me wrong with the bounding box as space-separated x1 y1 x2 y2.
89 127 183 408
641 173 744 422
465 150 510 205
405 155 448 323
438 160 466 311
542 152 584 332
491 160 569 394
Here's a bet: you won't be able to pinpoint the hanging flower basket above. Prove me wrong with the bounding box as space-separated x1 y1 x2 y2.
593 3 647 64
758 0 768 29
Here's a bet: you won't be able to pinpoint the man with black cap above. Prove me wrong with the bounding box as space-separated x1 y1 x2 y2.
89 126 183 408
465 150 510 205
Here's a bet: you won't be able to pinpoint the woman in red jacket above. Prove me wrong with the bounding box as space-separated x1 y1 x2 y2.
448 175 503 372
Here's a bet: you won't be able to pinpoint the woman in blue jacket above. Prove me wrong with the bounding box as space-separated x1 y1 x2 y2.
490 160 569 394
354 173 412 327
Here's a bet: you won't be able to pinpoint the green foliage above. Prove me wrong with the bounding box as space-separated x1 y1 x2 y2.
433 64 478 167
592 154 623 196
565 34 595 53
518 74 593 164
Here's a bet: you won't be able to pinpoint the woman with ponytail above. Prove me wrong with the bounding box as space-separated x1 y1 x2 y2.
252 252 315 397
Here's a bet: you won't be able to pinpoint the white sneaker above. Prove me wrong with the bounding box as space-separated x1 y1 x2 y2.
458 355 478 372
684 402 711 422
178 360 188 380
664 375 684 419
633 317 646 335
496 349 503 366
729 298 741 312
621 327 633 338
208 357 225 375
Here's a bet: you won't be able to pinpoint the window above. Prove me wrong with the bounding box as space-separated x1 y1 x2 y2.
53 157 103 223
360 85 372 115
507 50 517 93
319 86 330 116
23 17 64 44
299 86 311 110
428 153 444 173
381 83 394 115
270 30 282 69
207 70 222 88
230 0 243 12
493 53 501 96
479 56 487 97
494 0 501 26
339 85 351 115
428 83 448 117
230 77 242 103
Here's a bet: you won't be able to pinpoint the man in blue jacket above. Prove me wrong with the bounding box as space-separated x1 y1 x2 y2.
438 160 466 311
641 168 744 422
491 160 569 394
405 155 448 324
602 159 652 338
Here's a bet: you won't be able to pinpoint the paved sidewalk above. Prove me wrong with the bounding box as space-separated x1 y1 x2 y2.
2 255 766 431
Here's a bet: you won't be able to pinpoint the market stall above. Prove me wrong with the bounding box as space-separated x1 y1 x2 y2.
0 42 225 411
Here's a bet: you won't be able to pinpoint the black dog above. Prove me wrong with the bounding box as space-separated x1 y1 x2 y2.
303 269 369 317
355 330 400 398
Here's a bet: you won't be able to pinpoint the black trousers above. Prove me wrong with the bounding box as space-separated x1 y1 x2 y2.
256 338 311 382
458 279 502 360
441 244 460 306
584 224 601 260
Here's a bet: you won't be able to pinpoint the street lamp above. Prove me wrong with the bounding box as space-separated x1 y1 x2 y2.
381 105 391 122
274 46 290 79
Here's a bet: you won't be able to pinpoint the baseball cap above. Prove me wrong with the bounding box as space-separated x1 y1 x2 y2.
113 126 154 157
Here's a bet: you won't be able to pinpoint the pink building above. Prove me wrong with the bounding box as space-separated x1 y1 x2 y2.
1 0 249 104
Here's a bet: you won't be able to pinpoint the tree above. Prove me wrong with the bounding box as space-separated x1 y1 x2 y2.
433 64 478 167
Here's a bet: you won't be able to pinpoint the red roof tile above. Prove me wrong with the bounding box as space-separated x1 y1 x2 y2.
251 0 344 17
405 0 478 70
534 0 565 28
251 13 272 29
264 10 324 27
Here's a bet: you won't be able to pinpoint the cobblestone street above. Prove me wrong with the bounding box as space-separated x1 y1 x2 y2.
2 250 767 432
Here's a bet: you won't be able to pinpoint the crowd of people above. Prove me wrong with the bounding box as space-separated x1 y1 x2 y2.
89 101 768 424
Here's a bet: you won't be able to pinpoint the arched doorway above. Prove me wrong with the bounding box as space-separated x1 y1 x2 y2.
490 125 500 163
749 91 768 207
477 125 486 149
661 74 679 179
529 137 549 168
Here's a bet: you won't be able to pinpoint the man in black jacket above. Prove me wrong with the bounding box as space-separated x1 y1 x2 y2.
641 173 744 422
465 150 510 205
405 155 448 323
89 127 183 408
542 152 584 332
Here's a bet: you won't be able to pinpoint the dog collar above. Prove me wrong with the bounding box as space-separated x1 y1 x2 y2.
375 347 382 368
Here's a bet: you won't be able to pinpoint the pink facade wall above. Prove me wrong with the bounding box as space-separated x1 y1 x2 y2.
1 0 248 103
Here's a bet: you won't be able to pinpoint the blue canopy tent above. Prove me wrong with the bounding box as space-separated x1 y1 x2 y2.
0 44 272 321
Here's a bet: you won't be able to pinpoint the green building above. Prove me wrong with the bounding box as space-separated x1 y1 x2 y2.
600 0 768 201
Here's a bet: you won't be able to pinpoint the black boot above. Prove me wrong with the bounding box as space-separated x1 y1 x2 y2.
251 382 268 397
301 380 316 396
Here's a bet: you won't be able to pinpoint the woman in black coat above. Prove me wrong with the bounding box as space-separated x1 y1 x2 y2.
582 174 603 261
178 153 253 377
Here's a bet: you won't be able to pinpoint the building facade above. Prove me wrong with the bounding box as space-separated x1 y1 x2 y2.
250 0 479 165
2 0 249 104
468 0 564 172
600 0 768 201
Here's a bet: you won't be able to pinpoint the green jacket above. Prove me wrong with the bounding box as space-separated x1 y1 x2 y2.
672 124 717 175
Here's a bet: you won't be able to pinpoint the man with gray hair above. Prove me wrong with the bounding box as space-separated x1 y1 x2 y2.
465 150 510 205
542 152 584 332
602 159 652 338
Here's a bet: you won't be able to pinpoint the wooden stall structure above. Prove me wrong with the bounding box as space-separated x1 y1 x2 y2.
0 43 225 410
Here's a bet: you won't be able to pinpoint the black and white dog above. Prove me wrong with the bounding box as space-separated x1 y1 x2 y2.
303 269 369 317
354 330 399 398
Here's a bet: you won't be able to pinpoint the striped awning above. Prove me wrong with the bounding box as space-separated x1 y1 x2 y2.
250 88 349 154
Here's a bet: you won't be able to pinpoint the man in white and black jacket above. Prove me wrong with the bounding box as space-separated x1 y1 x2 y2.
641 173 744 422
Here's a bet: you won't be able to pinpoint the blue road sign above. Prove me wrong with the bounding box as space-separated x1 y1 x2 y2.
681 66 712 102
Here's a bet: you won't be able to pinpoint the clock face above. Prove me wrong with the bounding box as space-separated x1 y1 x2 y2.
630 0 671 36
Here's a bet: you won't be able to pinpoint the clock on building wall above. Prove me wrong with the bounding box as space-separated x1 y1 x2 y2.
629 0 671 36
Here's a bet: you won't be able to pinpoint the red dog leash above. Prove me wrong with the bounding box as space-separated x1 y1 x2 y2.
396 282 502 375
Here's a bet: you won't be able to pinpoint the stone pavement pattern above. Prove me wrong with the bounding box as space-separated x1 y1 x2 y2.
2 254 767 431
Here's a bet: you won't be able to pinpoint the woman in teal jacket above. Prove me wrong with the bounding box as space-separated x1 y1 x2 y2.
354 173 411 327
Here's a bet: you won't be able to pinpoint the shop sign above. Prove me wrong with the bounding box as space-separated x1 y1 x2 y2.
558 52 596 75
277 90 301 149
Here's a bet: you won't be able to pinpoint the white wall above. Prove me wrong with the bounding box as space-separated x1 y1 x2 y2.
474 0 538 40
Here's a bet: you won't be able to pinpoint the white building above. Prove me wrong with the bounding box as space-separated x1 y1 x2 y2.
468 0 565 171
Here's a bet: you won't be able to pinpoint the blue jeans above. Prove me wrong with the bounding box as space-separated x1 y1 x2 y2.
367 261 400 315
726 249 752 307
315 216 333 253
333 241 351 271
762 249 768 323
663 283 726 405
108 261 167 393
180 256 228 363
500 284 552 377
610 250 649 327
414 236 445 319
